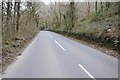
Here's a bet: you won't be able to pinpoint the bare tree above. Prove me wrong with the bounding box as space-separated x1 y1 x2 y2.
6 2 11 27
1 1 4 28
95 0 98 14
69 1 75 31
13 2 17 32
16 2 20 31
87 2 90 17
100 2 103 12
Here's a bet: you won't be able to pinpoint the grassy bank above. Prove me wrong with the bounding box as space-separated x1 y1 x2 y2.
49 29 120 54
49 3 120 55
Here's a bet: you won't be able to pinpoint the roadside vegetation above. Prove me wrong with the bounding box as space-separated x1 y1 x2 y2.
1 1 41 72
0 0 119 75
47 2 120 58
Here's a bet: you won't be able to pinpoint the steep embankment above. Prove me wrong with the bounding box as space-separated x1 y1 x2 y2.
49 3 120 58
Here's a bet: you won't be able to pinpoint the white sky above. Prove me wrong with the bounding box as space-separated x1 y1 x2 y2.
42 0 85 4
42 0 69 4
42 0 120 4
0 0 119 3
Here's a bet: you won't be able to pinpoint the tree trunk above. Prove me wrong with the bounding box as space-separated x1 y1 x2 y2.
12 2 17 40
6 2 11 26
117 2 120 30
5 2 12 42
100 2 103 12
95 0 98 14
13 2 17 31
63 14 68 30
2 2 4 28
70 1 75 30
87 2 90 17
16 2 20 31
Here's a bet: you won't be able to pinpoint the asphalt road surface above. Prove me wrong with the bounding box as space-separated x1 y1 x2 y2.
3 31 118 78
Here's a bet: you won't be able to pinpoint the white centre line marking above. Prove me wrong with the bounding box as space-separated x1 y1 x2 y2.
0 77 2 80
49 36 53 39
54 40 66 51
78 64 95 79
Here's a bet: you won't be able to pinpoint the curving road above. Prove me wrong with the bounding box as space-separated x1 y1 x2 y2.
3 31 118 79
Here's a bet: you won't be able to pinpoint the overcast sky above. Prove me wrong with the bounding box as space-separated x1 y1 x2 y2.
41 0 120 4
0 0 119 3
41 0 88 4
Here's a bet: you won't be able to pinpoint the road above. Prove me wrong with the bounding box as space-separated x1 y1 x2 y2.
3 31 118 79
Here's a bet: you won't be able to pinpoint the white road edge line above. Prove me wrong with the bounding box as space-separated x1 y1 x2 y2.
54 40 66 51
78 64 95 79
